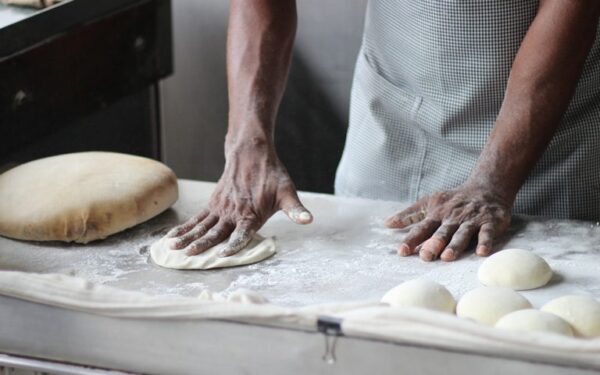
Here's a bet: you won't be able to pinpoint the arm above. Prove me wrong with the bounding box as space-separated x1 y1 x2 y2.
470 0 600 202
167 0 312 257
227 0 296 145
386 0 600 261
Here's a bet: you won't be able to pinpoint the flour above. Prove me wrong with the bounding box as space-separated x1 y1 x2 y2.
1 181 599 307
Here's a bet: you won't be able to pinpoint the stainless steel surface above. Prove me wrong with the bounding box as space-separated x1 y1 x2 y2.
0 179 599 374
1 296 598 375
0 353 131 375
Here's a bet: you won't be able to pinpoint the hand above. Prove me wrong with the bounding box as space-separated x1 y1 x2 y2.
384 184 512 262
166 143 312 257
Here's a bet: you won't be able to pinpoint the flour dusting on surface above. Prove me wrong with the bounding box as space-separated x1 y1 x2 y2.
1 181 599 307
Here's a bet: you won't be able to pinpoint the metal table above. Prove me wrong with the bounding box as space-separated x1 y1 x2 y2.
1 180 599 374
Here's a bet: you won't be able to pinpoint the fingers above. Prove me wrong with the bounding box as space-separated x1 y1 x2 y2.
168 215 218 249
476 223 495 256
279 189 313 225
219 220 258 257
166 209 210 238
419 223 459 262
398 219 439 256
186 220 234 256
440 223 479 262
385 198 427 229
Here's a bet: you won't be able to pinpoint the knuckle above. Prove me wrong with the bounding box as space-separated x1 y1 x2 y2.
240 213 259 223
452 229 472 243
190 239 209 250
460 221 477 232
450 232 468 243
206 228 221 238
401 235 417 246
480 225 494 236
434 228 451 239
405 228 422 240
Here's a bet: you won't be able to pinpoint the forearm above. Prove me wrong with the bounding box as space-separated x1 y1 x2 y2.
468 0 600 203
226 0 297 150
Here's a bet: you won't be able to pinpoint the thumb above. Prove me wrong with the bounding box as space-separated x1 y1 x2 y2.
280 190 313 225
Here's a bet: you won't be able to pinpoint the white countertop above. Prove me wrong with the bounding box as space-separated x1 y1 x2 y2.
1 179 599 307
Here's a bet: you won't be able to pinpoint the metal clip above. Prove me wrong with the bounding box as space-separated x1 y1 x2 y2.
317 316 343 364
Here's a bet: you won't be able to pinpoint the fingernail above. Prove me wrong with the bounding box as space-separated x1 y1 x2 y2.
398 244 411 256
289 208 312 223
167 238 181 249
476 246 490 256
441 248 455 261
298 211 312 222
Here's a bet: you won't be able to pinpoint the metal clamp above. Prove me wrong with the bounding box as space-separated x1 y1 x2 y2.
317 316 344 364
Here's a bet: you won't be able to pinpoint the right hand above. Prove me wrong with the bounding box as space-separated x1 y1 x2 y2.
165 140 312 257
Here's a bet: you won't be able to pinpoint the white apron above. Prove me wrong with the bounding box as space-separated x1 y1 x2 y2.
335 0 600 220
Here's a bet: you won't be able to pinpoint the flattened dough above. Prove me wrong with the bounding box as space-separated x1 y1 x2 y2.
0 152 178 243
478 248 553 290
150 234 276 270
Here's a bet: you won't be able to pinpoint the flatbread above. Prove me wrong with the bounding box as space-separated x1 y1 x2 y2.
150 234 276 270
0 152 178 243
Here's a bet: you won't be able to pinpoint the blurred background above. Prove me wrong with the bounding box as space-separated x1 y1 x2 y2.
0 0 367 193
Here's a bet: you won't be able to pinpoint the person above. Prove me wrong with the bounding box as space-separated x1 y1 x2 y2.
167 0 600 261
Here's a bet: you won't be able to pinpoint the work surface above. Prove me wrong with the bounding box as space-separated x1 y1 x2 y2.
1 180 599 307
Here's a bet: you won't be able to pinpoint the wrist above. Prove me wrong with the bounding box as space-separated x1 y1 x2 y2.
225 134 276 164
225 122 274 153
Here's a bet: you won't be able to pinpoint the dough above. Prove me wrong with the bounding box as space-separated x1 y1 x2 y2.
495 309 573 336
456 287 532 325
541 295 600 338
478 248 552 290
0 152 178 243
150 234 276 270
227 288 270 304
381 279 456 313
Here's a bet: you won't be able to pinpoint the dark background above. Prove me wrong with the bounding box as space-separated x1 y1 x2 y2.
0 0 367 194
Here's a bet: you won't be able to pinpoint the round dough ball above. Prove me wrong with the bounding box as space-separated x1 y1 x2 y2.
456 287 532 325
478 249 552 290
495 309 573 336
381 279 456 313
0 152 178 243
541 295 600 337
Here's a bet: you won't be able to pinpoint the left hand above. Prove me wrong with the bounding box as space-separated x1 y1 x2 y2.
384 184 512 262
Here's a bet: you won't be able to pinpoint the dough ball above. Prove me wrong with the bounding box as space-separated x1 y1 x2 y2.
478 249 552 290
456 287 532 325
541 295 600 338
0 152 178 243
381 279 456 313
495 309 573 336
